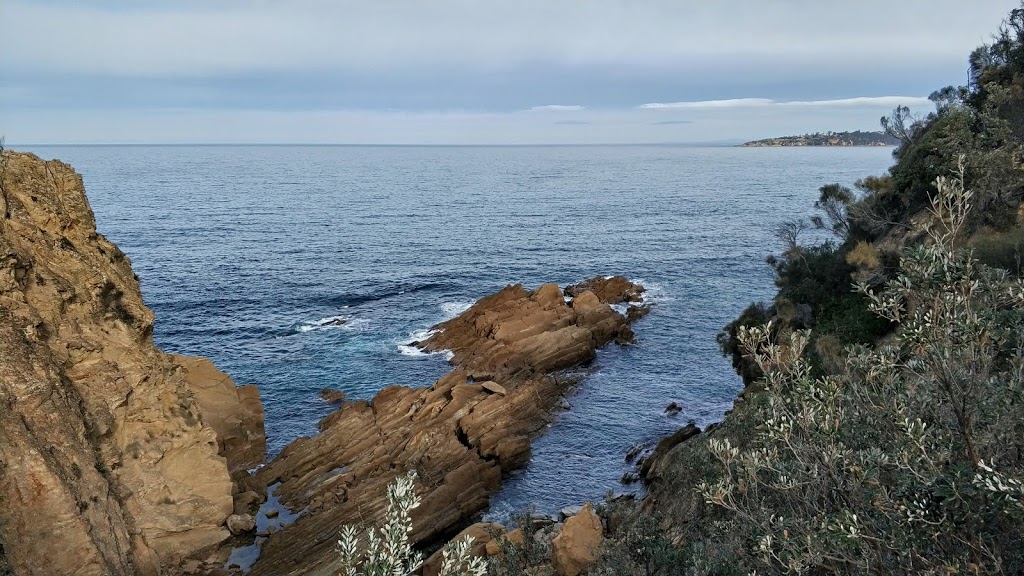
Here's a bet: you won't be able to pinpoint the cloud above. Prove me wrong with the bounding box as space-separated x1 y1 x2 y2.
2 104 924 145
779 96 932 107
0 0 1009 78
554 120 591 125
639 96 930 109
529 105 585 112
640 99 773 109
652 120 693 125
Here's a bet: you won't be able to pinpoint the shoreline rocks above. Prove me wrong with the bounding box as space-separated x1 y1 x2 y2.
248 277 647 575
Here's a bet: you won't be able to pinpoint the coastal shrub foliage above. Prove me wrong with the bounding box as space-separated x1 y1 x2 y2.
335 472 486 576
721 1 1024 394
699 170 1024 574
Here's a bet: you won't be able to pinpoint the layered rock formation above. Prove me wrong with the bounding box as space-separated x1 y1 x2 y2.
249 277 646 575
0 151 264 575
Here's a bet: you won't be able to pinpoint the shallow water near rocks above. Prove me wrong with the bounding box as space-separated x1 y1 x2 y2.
24 144 893 518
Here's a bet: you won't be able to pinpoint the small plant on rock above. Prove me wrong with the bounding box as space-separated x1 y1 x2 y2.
335 472 486 576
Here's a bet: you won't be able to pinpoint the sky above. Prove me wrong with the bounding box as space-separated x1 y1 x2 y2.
0 0 1019 144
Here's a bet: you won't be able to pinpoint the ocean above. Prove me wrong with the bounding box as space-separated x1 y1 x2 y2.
22 144 893 519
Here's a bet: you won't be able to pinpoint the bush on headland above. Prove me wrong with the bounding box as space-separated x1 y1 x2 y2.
598 4 1024 575
700 167 1024 574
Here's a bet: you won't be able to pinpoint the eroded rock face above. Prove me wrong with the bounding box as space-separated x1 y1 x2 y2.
250 278 644 575
173 355 266 473
0 152 261 574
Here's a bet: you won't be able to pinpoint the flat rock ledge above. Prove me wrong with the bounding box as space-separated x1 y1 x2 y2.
249 276 647 576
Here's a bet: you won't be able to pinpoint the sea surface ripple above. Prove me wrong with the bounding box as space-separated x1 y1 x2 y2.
25 144 893 518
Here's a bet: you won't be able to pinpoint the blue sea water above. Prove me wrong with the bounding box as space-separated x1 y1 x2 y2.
23 144 893 518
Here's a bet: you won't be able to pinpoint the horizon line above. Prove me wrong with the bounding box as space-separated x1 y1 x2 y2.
9 141 750 148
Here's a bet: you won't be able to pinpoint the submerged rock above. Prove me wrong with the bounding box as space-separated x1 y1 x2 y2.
318 387 346 404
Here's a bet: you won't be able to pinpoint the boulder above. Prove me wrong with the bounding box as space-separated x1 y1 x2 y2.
226 514 256 536
560 505 584 519
422 522 503 576
484 528 524 557
551 503 603 576
626 305 652 322
480 381 507 395
233 491 262 515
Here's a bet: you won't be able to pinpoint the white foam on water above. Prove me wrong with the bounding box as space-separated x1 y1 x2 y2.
630 278 672 305
296 315 350 333
410 327 438 341
440 300 474 319
610 303 629 315
396 327 446 357
341 318 371 332
397 343 430 357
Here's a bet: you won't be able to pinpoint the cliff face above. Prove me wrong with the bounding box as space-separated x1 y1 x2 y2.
0 151 265 575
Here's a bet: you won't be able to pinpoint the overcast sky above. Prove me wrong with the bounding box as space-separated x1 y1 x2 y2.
0 0 1018 144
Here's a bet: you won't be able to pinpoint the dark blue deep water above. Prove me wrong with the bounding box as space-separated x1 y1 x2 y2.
23 144 893 518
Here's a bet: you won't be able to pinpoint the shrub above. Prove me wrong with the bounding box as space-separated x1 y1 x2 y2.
970 225 1024 276
698 168 1024 574
335 472 486 576
592 512 688 576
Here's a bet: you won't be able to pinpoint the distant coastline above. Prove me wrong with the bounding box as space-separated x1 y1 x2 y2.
740 130 898 147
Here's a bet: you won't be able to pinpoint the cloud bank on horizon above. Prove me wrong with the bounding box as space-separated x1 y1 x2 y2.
0 0 1017 144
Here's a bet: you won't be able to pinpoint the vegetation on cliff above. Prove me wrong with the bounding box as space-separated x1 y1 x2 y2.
741 131 899 147
564 4 1024 576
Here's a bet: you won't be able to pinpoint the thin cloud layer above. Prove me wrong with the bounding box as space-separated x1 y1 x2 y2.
0 0 1013 143
529 105 586 112
639 96 932 110
0 1 1010 76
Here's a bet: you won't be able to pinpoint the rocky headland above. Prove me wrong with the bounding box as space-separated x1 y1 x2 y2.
248 278 648 575
741 130 898 147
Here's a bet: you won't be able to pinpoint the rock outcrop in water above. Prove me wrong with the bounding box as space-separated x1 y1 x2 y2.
0 151 265 575
249 277 646 575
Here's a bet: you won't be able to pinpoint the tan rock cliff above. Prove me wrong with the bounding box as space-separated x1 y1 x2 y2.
0 151 264 575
